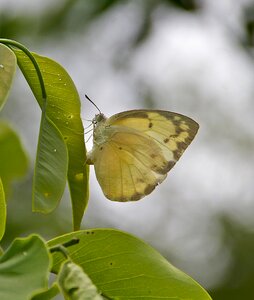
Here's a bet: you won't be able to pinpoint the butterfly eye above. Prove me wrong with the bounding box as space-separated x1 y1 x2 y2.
92 119 97 125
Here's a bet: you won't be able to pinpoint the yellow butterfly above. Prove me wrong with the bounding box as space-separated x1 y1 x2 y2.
86 104 199 202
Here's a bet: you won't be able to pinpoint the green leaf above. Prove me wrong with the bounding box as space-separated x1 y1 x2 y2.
0 177 6 241
33 112 68 213
58 260 103 300
0 44 16 111
0 121 29 193
0 234 51 300
14 50 89 229
31 283 60 300
48 229 212 300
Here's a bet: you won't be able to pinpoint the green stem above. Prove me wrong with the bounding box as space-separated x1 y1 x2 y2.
50 244 69 259
0 38 47 101
49 238 80 259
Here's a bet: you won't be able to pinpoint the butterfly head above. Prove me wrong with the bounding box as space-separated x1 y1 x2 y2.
92 113 107 126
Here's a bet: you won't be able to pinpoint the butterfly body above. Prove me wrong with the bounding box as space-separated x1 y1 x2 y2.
87 110 199 202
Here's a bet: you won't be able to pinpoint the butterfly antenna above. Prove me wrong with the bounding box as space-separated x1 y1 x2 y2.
85 133 93 143
85 94 101 114
84 122 93 130
84 127 94 135
82 118 93 122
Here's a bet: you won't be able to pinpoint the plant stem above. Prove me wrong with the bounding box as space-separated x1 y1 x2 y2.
0 38 47 101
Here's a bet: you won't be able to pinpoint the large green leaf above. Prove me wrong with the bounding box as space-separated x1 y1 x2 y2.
0 177 6 241
0 44 16 111
33 113 68 212
0 234 51 300
48 229 212 300
0 121 28 193
14 50 89 230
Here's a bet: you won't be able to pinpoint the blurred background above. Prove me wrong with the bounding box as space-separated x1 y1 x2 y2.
1 0 254 299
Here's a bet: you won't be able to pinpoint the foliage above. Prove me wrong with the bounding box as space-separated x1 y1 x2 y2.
49 229 211 299
0 235 51 300
0 177 5 240
14 48 89 230
0 120 28 194
209 217 254 300
0 39 212 299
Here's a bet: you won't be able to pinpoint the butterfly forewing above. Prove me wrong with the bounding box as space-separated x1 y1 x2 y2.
107 110 199 163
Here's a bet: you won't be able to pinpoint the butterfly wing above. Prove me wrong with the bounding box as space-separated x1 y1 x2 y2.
106 110 199 163
89 110 199 202
91 128 169 201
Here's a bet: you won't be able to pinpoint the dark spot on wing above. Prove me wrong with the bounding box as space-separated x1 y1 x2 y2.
131 112 149 118
177 141 187 150
164 138 169 143
166 161 176 171
148 122 153 128
119 147 122 150
156 161 176 174
120 197 128 202
130 193 143 201
150 153 157 158
100 147 103 150
144 184 156 195
174 126 182 135
173 119 181 126
173 149 183 160
155 111 171 119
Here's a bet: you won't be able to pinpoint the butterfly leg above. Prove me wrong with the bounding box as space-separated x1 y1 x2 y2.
86 150 94 165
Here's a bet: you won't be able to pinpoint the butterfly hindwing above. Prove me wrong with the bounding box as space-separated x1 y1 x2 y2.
91 128 167 201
